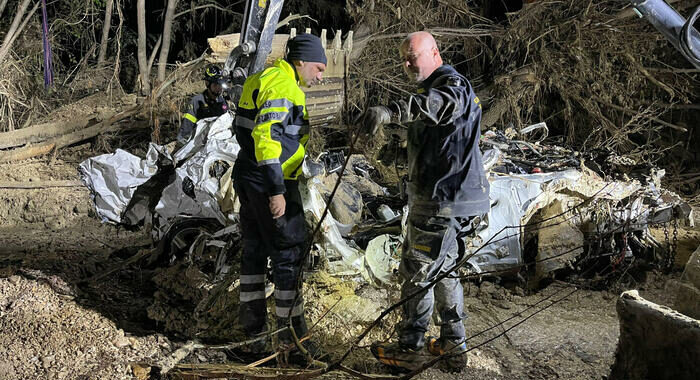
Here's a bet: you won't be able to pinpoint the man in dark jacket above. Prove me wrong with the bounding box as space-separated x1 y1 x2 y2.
365 31 489 372
177 64 229 144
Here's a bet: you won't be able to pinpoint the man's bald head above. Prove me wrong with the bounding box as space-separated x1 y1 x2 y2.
399 31 443 83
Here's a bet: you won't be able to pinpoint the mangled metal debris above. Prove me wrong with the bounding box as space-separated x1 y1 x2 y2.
80 115 693 289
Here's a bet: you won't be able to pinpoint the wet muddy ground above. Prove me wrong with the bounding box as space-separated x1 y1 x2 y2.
1 153 697 379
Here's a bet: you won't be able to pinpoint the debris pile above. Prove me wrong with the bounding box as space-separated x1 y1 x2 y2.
348 0 700 198
79 113 692 337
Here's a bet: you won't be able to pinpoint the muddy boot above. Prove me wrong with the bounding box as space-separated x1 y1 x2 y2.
226 333 272 363
370 342 431 372
276 317 326 367
426 336 468 372
278 338 326 367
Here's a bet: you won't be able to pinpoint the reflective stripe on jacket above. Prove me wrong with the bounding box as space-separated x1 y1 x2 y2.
178 92 228 142
233 58 309 195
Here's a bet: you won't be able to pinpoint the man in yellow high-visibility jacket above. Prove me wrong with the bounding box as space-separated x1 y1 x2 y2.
232 33 326 364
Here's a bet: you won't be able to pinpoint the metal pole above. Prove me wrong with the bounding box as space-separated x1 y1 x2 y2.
630 0 700 69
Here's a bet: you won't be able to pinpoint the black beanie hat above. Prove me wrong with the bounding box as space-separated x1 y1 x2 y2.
286 33 327 65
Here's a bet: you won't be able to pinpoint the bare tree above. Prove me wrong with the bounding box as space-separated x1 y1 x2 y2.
136 0 150 93
0 0 10 18
148 35 163 78
157 0 178 83
97 0 115 69
0 0 35 63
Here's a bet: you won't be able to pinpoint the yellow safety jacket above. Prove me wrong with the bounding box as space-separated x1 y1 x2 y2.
233 58 309 195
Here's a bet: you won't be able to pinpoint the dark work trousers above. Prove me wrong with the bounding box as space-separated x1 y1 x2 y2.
235 179 308 343
398 213 478 350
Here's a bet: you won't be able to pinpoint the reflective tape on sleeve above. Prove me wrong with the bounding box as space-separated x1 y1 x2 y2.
183 113 198 123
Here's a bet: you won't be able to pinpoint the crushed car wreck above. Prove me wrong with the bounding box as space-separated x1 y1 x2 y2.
80 116 693 291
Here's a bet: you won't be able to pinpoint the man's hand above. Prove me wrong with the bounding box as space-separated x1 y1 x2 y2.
361 106 392 134
269 194 286 218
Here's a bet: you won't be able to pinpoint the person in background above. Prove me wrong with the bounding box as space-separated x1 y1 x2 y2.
177 64 229 144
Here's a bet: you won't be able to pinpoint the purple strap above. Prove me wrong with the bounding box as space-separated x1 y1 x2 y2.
41 0 53 87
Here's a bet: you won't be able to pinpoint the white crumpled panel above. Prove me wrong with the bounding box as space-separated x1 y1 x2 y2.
79 144 163 224
154 113 240 238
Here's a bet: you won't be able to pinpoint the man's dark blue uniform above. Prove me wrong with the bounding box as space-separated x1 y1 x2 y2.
178 64 229 144
366 31 490 373
400 64 489 217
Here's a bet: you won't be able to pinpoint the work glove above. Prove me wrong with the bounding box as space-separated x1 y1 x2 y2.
360 106 392 135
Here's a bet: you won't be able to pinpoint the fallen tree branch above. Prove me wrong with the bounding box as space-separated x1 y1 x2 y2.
277 13 317 29
0 105 141 163
153 55 205 99
0 55 201 162
0 143 56 162
82 246 155 284
0 119 91 149
170 363 319 379
174 3 241 19
598 101 688 133
245 335 311 368
625 53 676 99
654 103 700 111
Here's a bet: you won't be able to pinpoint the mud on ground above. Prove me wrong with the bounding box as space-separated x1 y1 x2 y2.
0 148 698 379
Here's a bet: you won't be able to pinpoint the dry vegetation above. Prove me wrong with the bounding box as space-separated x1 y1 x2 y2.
1 1 699 379
348 0 699 199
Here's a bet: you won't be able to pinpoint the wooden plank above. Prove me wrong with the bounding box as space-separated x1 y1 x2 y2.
307 103 341 114
305 89 343 98
306 96 342 107
171 363 321 379
0 105 141 163
0 119 90 150
306 99 343 109
303 82 343 93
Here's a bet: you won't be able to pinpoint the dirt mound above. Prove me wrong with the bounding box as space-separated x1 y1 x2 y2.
0 273 167 380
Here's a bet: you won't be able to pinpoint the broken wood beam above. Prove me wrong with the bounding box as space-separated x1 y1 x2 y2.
170 363 323 379
0 119 91 150
0 105 141 163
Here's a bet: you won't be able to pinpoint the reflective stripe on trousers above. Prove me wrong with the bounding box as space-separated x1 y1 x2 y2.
235 179 308 337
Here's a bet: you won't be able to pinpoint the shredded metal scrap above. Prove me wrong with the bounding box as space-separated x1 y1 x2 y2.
80 115 693 287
